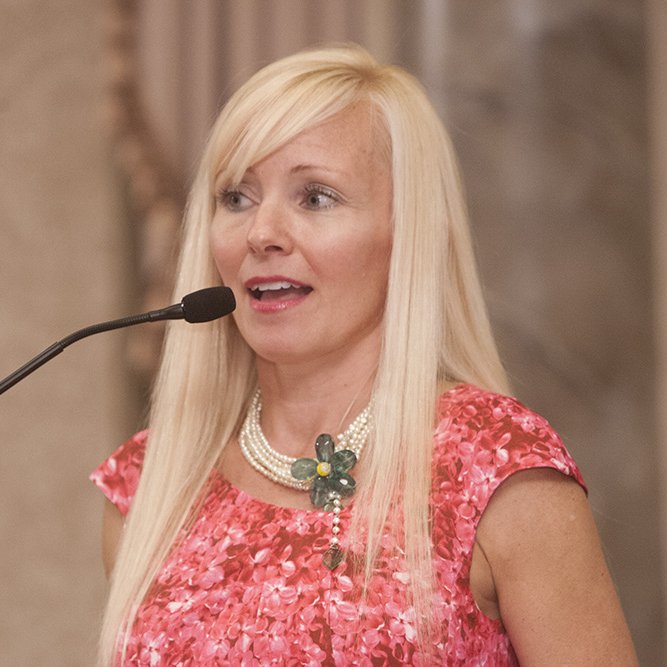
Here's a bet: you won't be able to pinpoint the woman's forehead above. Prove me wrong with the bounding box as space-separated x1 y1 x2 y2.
219 102 388 183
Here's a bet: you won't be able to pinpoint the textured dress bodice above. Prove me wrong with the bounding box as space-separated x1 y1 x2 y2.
92 384 584 665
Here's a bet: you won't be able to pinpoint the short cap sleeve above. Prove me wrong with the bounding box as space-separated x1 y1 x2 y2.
433 385 586 538
90 430 148 515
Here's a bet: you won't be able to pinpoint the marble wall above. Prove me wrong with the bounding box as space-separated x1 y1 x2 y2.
0 0 663 664
443 4 661 661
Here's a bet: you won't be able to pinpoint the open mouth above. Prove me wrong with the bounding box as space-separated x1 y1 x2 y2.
248 280 313 302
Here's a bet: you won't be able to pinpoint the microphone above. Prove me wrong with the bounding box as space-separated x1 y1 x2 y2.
148 286 236 323
0 286 235 395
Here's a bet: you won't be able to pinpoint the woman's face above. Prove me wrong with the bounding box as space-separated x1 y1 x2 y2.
210 104 393 367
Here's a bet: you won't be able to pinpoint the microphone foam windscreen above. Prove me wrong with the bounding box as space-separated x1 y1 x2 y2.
182 286 236 323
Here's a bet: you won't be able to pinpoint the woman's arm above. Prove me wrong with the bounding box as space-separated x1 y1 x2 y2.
475 468 638 665
101 498 125 579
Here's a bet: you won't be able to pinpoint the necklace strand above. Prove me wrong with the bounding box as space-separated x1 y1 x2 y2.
239 389 372 490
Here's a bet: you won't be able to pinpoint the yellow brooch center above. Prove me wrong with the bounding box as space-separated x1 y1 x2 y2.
316 461 332 477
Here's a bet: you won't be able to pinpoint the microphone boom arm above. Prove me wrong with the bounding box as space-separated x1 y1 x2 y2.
0 305 184 395
0 286 235 395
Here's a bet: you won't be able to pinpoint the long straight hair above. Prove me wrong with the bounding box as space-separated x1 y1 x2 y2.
98 44 508 664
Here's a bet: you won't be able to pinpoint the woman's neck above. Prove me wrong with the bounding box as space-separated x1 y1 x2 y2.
254 347 378 459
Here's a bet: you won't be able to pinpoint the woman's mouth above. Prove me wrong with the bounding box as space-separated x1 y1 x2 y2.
248 280 313 302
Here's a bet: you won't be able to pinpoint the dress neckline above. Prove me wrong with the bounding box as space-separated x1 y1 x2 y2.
210 468 355 517
208 384 472 515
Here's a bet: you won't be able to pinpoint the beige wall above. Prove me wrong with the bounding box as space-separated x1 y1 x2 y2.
0 1 133 665
649 0 667 660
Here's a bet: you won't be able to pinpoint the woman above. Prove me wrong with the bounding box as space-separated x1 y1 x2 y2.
92 45 637 665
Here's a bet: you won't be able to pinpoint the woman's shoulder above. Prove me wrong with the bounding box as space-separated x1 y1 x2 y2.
433 383 584 492
89 430 148 516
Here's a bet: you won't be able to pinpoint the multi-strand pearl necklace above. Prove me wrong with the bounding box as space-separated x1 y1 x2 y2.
239 389 372 569
238 389 371 490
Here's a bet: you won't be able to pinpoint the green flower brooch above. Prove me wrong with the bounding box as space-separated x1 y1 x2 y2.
290 433 358 569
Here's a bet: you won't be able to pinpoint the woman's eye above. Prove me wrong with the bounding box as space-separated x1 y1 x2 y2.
302 186 339 210
217 189 252 212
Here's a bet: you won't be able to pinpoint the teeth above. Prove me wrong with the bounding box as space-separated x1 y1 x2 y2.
251 281 298 292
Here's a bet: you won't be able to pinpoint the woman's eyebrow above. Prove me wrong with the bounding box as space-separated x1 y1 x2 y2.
289 163 345 176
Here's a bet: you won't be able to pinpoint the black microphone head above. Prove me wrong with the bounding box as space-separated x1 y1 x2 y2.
181 286 236 323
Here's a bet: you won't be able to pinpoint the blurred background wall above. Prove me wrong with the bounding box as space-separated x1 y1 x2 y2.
0 0 664 665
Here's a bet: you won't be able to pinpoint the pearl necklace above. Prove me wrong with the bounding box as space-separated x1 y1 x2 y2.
239 389 372 491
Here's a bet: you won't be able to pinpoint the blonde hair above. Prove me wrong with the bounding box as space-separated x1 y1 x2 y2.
99 44 508 664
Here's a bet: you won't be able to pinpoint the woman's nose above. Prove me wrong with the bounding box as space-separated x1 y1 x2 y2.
246 200 293 255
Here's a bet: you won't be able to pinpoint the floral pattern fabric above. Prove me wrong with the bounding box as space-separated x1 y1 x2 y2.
91 384 585 665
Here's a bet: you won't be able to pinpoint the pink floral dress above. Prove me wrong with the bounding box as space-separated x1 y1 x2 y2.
91 384 585 665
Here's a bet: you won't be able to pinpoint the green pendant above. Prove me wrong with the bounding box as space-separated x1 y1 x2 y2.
322 545 344 570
